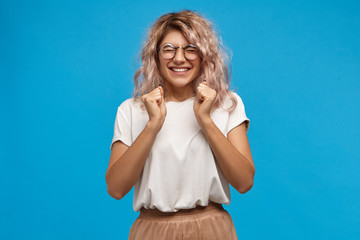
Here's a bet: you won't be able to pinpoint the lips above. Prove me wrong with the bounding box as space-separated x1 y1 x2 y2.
169 67 191 72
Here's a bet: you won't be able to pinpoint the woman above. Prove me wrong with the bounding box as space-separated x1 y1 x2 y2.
106 10 255 239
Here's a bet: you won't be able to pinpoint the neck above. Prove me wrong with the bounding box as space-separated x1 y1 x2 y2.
164 83 194 102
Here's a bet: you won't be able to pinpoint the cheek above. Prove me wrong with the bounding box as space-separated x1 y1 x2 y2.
193 61 202 75
158 61 168 76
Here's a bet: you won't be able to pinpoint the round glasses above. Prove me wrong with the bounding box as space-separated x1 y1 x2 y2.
158 43 200 61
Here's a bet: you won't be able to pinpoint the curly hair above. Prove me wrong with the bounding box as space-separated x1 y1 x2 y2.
133 10 237 110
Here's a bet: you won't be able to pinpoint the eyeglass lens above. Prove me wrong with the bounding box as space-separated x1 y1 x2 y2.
160 44 200 60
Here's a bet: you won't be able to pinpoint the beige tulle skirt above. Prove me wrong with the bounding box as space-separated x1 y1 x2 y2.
129 202 238 240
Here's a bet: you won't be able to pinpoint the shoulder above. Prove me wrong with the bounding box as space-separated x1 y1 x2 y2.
117 97 143 111
221 91 245 110
229 91 245 103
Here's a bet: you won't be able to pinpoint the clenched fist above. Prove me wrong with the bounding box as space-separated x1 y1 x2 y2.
141 86 167 132
193 81 217 128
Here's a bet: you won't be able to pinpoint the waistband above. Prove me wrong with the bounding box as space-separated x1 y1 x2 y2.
138 202 225 220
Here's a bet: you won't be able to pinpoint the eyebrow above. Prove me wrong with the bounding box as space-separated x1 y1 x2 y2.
161 43 197 48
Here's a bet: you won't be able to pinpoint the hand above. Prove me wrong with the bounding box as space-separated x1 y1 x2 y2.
193 81 217 127
141 86 167 132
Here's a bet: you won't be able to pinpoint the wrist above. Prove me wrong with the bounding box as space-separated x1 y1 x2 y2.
145 120 162 134
197 115 213 129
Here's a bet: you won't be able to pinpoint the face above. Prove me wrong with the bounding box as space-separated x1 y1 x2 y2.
158 29 201 91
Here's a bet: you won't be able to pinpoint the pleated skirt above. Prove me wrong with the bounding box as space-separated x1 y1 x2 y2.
129 202 238 240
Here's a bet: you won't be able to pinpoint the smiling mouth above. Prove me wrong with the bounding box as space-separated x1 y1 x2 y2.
169 67 191 72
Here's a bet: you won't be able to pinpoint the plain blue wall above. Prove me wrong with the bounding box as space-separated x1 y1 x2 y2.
1 0 359 239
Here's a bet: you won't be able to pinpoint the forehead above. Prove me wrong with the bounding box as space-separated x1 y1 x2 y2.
160 29 190 46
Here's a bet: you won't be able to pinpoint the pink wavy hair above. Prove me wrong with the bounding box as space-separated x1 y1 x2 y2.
133 10 237 110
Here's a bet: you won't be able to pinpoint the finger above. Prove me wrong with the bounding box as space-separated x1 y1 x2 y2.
150 89 161 101
198 83 216 96
148 87 160 96
199 83 212 92
197 79 206 88
145 89 160 101
154 87 161 94
158 86 164 97
156 86 164 103
198 84 208 92
196 86 205 102
148 88 161 106
155 86 166 113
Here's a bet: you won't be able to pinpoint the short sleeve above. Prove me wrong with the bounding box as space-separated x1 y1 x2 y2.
110 100 132 150
226 93 250 134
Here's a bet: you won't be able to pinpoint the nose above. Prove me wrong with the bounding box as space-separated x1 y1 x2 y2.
173 48 186 64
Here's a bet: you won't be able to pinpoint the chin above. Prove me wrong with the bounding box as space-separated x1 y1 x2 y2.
168 78 195 88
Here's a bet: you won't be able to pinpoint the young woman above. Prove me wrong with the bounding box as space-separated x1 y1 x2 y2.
106 10 255 239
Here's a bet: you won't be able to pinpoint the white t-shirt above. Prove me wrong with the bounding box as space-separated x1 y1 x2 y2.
110 92 250 212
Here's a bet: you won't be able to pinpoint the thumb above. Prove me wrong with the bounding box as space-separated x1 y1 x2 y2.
158 86 166 111
158 86 165 103
196 82 205 103
158 86 164 97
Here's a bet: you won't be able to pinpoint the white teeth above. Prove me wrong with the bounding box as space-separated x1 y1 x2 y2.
171 68 189 72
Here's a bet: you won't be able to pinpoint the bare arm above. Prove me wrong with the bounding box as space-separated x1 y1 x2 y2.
105 87 166 199
199 120 254 193
194 83 255 193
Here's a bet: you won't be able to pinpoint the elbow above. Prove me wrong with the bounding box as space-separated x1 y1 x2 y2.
105 174 126 200
107 187 125 200
237 166 255 194
235 180 254 194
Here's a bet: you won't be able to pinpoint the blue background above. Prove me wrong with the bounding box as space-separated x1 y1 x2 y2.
1 0 359 239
